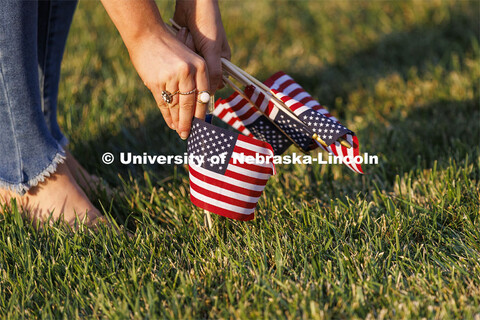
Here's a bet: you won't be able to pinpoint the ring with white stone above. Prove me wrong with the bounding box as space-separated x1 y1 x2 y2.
197 91 211 104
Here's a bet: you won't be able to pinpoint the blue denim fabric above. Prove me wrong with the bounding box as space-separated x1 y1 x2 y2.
0 0 77 194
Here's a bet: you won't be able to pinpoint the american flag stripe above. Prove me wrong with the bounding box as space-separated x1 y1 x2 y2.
189 166 264 197
192 162 267 192
190 181 258 209
228 165 272 180
224 169 269 186
229 155 275 174
236 135 273 151
190 188 255 218
189 173 261 203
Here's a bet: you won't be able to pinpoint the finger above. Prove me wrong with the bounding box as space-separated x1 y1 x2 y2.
203 53 222 93
176 27 188 45
176 27 196 52
177 72 197 140
165 84 180 131
152 88 175 130
185 32 196 52
195 63 210 120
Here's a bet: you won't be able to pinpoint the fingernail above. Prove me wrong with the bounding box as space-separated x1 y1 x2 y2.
171 123 176 130
180 131 189 140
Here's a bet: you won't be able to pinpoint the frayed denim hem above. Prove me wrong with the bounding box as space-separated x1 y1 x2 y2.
0 150 66 196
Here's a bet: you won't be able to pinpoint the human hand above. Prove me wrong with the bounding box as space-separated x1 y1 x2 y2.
173 0 231 93
128 28 210 139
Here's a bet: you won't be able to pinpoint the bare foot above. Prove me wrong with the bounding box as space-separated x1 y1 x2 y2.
64 149 113 196
0 161 106 230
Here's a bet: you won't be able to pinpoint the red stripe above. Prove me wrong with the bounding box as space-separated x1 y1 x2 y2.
229 156 274 175
253 92 266 112
299 96 316 106
190 195 254 221
277 79 296 93
216 108 230 119
224 168 270 185
190 180 257 209
228 97 249 112
265 100 275 116
287 87 305 98
287 101 305 112
352 136 364 173
232 105 258 122
189 166 263 197
264 71 286 88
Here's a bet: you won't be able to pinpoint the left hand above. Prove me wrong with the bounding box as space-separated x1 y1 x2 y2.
174 0 231 94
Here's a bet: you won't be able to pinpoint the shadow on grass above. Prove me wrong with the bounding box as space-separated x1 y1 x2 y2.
284 6 479 117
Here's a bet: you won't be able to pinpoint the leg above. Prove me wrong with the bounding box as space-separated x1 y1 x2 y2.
0 0 63 193
37 0 77 147
0 0 103 229
37 0 107 193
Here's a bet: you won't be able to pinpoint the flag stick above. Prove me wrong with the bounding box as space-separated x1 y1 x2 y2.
204 209 213 230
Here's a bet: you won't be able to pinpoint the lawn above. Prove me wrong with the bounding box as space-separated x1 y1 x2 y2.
1 0 479 318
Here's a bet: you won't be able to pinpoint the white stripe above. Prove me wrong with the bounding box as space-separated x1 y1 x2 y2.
229 94 246 106
291 91 310 102
225 102 261 125
282 83 303 96
190 187 255 216
305 100 321 109
220 110 235 122
228 163 272 180
293 106 311 115
189 172 260 203
269 107 278 119
236 139 274 157
190 163 267 191
271 75 292 89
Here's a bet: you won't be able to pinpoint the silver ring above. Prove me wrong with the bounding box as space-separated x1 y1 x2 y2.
178 88 197 95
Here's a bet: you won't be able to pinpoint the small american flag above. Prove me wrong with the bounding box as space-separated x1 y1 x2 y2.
187 118 276 221
214 71 364 174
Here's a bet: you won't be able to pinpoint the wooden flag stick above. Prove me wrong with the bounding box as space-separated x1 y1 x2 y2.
204 209 213 230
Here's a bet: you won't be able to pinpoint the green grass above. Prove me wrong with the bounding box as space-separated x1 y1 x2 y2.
1 0 479 318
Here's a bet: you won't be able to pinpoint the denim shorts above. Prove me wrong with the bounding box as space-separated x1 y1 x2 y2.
0 0 77 194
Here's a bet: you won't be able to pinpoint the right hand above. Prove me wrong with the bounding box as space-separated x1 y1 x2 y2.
128 27 210 140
